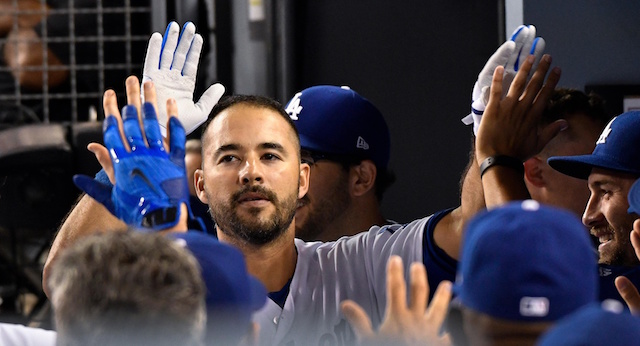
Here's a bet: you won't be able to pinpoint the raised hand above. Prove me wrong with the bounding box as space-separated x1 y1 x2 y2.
475 53 563 164
73 76 190 231
341 256 452 346
462 25 546 135
142 21 225 135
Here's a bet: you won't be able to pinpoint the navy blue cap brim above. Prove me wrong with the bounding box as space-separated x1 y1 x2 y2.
548 154 640 180
628 178 640 215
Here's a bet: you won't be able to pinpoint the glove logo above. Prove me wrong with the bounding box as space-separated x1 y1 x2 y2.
131 168 161 196
285 92 303 120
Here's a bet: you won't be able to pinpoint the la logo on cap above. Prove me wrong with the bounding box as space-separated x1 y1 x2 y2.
520 297 550 317
286 92 303 120
596 117 616 145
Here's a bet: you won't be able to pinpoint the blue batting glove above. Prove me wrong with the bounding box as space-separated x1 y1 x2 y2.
73 103 189 230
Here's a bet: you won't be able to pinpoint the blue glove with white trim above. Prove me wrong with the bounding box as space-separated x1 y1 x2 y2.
462 25 546 135
73 103 190 230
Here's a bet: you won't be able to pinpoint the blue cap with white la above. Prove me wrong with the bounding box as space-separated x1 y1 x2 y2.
285 85 391 169
548 111 640 179
455 200 598 322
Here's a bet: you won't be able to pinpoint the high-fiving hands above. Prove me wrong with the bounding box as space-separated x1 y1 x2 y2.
462 25 546 135
73 77 190 231
341 256 452 346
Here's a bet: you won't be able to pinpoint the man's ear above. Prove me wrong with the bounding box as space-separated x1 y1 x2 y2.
194 169 208 203
298 162 310 199
523 157 545 188
350 160 377 197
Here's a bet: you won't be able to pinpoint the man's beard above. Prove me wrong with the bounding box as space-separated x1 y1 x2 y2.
209 185 297 246
593 224 637 266
295 177 350 241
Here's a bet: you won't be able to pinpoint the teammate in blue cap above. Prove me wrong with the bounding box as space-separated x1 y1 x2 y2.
285 85 394 242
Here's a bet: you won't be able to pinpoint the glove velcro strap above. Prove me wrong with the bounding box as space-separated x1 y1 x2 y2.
142 206 179 229
479 155 523 178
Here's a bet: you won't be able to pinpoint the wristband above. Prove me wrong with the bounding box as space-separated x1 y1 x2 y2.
479 155 524 178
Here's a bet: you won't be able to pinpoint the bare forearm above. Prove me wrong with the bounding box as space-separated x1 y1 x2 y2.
480 166 530 209
43 194 126 297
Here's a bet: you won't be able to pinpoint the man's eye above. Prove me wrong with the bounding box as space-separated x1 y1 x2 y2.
220 155 237 163
263 153 279 160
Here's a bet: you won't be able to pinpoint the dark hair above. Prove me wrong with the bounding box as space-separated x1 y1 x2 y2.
201 94 300 150
543 88 610 127
49 231 205 346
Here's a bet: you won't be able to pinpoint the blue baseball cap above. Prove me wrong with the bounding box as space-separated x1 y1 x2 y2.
628 178 640 215
285 85 391 169
537 301 640 345
170 232 266 318
548 111 640 179
455 200 598 322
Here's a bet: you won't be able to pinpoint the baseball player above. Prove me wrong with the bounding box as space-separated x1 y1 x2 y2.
284 85 394 242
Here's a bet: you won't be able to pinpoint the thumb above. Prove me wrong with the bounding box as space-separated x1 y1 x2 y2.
341 300 375 341
73 174 115 215
615 276 640 315
195 83 226 114
537 119 569 152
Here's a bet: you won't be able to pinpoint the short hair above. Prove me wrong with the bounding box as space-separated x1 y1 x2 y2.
48 231 206 346
542 88 610 127
201 94 301 154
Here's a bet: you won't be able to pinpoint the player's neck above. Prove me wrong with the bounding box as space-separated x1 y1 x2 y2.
219 225 297 292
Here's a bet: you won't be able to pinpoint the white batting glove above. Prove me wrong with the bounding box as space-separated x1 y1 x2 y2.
142 21 225 136
462 25 546 135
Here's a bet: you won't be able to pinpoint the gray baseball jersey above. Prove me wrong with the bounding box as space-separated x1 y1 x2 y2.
254 216 430 346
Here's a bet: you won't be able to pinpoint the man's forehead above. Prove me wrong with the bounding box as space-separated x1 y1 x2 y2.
205 105 299 149
588 168 638 185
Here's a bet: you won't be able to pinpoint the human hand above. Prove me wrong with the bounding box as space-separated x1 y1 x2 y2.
615 219 640 315
341 256 452 346
142 21 225 136
73 76 189 230
475 53 564 165
462 25 546 135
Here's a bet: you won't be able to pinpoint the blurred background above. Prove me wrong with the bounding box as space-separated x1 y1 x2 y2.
0 0 638 327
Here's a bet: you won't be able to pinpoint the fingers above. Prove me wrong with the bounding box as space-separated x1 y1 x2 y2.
519 54 551 106
529 65 561 117
484 65 505 123
143 80 158 115
195 83 226 114
160 21 179 70
168 107 187 166
183 33 203 78
122 105 146 151
341 300 375 341
506 54 534 101
409 262 428 315
142 32 163 72
615 276 640 315
172 22 196 72
102 90 129 152
425 281 452 328
88 142 114 183
386 256 407 316
632 220 640 261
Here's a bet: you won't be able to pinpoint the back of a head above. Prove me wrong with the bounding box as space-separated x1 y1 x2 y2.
170 232 267 345
48 231 206 346
456 200 598 324
537 301 640 345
